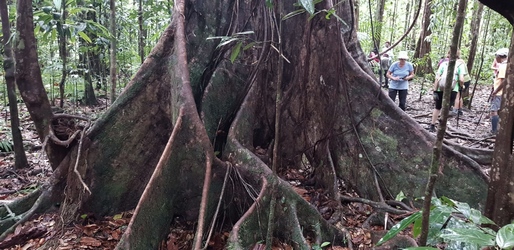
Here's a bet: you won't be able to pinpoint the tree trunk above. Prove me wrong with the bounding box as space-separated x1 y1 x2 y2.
109 0 117 103
14 0 66 169
374 0 386 48
6 0 503 248
419 0 467 245
484 33 514 228
467 2 484 74
78 0 98 106
413 0 434 74
0 0 28 169
138 0 146 64
58 0 67 108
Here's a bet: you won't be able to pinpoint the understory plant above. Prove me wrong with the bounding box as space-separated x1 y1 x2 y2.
377 196 514 249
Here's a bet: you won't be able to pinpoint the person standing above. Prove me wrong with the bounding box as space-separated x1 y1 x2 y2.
382 41 394 60
380 53 392 88
489 48 509 135
386 51 415 111
428 52 463 132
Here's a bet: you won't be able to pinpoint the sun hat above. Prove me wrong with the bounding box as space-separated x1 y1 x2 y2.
398 51 409 60
495 48 509 57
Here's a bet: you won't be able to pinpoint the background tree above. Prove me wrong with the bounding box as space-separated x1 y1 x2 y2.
0 0 28 169
481 0 514 228
419 0 467 245
413 0 434 74
109 0 116 102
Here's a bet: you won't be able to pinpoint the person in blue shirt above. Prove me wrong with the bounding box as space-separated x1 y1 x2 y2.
386 51 415 111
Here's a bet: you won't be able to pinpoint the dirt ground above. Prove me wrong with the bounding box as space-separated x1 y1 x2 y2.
402 78 496 149
0 78 497 249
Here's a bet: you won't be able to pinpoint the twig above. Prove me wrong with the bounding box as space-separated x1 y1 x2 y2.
73 121 91 194
340 195 409 215
201 162 231 250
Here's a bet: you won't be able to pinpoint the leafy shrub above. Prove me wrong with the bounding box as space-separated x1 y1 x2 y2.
377 196 514 249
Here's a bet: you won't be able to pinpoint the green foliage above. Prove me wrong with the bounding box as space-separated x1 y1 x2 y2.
377 196 514 249
312 241 330 250
0 139 13 152
207 31 255 64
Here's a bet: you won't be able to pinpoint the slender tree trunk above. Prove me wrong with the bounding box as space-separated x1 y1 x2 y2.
138 0 146 64
78 0 98 106
389 0 398 43
354 0 359 31
403 0 411 49
413 0 434 74
59 0 67 108
15 0 65 169
419 0 467 245
110 0 117 103
467 2 484 73
0 0 28 169
374 0 386 48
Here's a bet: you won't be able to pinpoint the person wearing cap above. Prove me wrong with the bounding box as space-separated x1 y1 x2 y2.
489 48 509 135
386 51 414 111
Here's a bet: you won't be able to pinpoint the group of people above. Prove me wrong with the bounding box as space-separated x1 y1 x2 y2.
427 50 471 132
376 44 509 136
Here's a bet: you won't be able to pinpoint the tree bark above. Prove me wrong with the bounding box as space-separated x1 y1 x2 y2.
466 2 484 74
109 0 117 103
0 0 28 169
138 0 146 64
413 0 433 74
5 0 498 248
484 33 514 228
58 0 67 108
419 0 467 245
15 0 67 169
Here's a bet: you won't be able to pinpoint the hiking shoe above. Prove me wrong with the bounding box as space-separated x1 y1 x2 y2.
428 124 436 132
457 110 463 116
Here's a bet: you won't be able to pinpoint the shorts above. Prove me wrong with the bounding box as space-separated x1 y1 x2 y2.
434 91 457 110
490 95 501 112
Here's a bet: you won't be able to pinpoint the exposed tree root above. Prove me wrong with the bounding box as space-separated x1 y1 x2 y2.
225 141 347 249
0 183 54 241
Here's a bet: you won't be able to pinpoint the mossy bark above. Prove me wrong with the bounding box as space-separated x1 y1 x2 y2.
3 0 496 248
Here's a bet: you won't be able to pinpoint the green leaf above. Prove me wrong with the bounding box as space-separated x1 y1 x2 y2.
440 228 495 247
283 9 306 20
395 191 406 201
113 213 123 220
320 242 330 247
230 42 242 63
243 42 255 50
497 224 514 249
78 31 92 43
53 0 62 10
299 0 315 15
80 214 88 219
265 0 273 8
376 211 422 246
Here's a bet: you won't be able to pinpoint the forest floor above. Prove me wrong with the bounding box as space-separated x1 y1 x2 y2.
0 79 496 250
